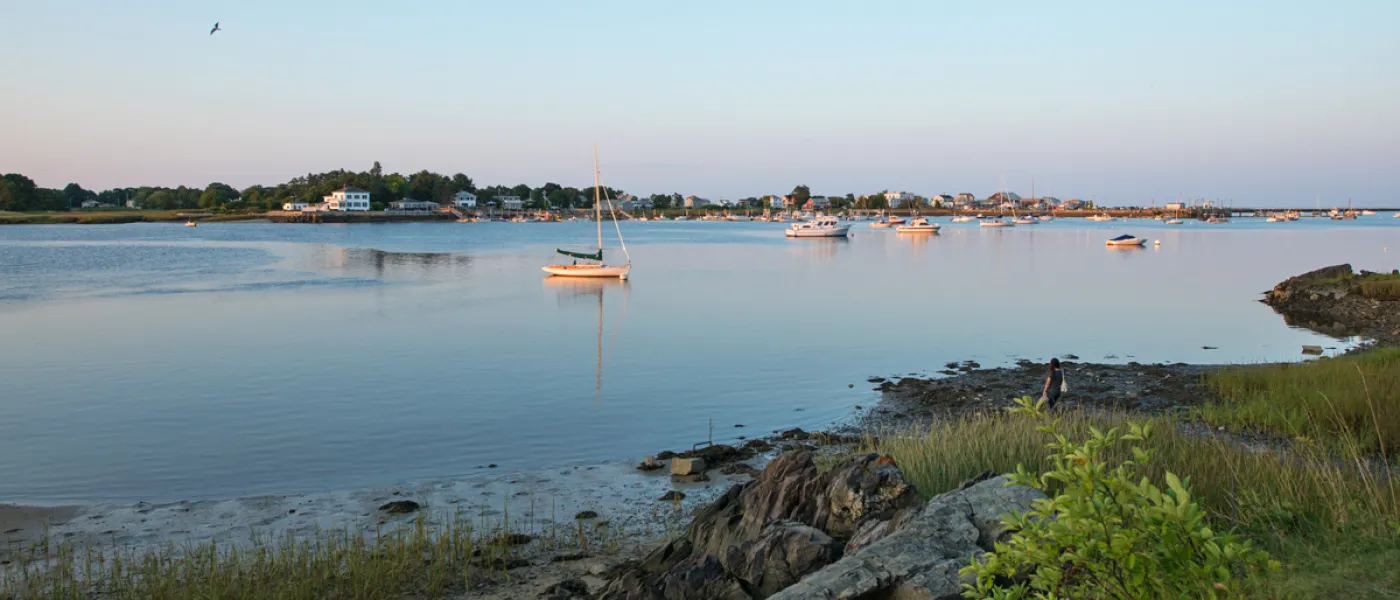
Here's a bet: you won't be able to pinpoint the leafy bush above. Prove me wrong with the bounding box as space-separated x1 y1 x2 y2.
961 397 1277 599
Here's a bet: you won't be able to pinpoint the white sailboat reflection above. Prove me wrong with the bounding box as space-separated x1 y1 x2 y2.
543 278 630 403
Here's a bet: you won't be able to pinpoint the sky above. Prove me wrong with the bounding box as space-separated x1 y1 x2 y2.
2 0 1398 207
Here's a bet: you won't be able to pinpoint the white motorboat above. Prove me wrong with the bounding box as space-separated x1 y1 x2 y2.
950 215 975 223
543 147 632 280
979 217 1014 228
1038 215 1054 222
869 217 895 228
1013 216 1037 225
1163 218 1183 225
896 217 941 233
786 215 851 237
1106 234 1147 246
184 220 197 227
1361 210 1377 216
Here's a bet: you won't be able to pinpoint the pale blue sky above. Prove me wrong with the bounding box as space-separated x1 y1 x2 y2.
2 0 1398 206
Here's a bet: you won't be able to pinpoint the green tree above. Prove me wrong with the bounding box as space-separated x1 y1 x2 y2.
451 172 473 192
199 182 239 209
0 174 40 211
529 187 546 209
510 184 532 200
548 187 576 209
791 185 811 207
370 161 383 178
144 190 175 210
63 183 97 208
650 193 672 210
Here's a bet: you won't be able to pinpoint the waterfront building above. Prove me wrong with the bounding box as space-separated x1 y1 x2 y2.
453 191 478 208
282 202 310 211
685 195 712 208
388 200 442 211
954 193 977 207
931 194 955 206
884 191 918 208
323 186 371 211
498 196 524 210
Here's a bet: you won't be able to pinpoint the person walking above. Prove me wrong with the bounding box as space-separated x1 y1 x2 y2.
1041 358 1065 409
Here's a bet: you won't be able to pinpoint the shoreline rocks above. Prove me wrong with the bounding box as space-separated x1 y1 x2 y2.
1263 263 1400 346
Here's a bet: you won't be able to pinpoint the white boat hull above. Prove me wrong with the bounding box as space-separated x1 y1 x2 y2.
950 216 975 223
979 221 1014 228
542 264 632 279
785 227 850 238
1106 238 1147 246
896 225 940 233
869 222 894 228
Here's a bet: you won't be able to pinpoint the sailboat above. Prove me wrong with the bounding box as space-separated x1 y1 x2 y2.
542 147 632 279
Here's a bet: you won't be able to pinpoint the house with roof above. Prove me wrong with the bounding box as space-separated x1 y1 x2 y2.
884 191 918 208
497 195 524 210
684 195 712 208
803 196 832 210
621 197 653 211
323 186 371 211
954 193 977 207
388 199 442 211
930 194 955 207
1062 199 1085 210
453 191 477 208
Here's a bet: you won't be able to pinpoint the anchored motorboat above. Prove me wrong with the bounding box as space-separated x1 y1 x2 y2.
786 215 851 237
896 217 941 233
1106 234 1147 246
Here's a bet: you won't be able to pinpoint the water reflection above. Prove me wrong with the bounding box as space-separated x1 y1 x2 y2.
786 236 849 261
543 278 630 403
314 246 473 279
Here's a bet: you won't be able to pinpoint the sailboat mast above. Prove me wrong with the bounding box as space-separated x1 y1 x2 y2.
593 146 603 251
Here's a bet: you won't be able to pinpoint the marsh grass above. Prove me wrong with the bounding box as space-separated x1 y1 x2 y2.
1202 349 1400 455
1 497 673 600
870 404 1400 597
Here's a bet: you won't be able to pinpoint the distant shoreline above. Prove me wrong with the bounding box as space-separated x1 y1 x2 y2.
5 207 1396 225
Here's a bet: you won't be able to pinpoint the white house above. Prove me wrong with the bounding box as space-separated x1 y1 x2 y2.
125 199 139 209
884 191 917 208
323 186 371 211
684 195 712 208
930 194 955 206
1165 202 1186 211
769 196 785 209
282 202 310 211
805 196 832 210
453 191 478 208
954 193 977 206
498 195 524 210
621 197 653 211
388 200 441 211
80 199 100 208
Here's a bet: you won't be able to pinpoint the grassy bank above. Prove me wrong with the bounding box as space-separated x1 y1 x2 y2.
1202 349 1400 455
873 353 1400 597
1 500 672 600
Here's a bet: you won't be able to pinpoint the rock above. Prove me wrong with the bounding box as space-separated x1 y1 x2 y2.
878 381 896 391
575 510 599 520
672 457 708 476
743 439 773 452
482 556 530 571
720 463 760 477
674 472 711 483
870 376 888 383
721 521 839 597
540 577 589 599
551 552 589 562
1302 344 1323 355
681 444 749 465
659 491 686 502
656 451 678 460
778 428 809 441
377 500 420 514
734 423 745 428
767 476 1045 600
638 456 665 471
488 464 498 469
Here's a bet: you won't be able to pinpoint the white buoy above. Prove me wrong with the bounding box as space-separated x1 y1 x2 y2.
1154 240 1161 246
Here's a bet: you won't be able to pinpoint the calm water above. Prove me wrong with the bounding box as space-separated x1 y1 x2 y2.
2 218 1396 504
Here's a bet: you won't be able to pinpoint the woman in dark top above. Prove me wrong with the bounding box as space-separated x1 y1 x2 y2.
1042 358 1064 409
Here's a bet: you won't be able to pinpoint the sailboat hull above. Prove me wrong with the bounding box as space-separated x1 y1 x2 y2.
542 264 632 279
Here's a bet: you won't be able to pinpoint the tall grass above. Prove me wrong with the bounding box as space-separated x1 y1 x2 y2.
1360 279 1400 301
1202 349 1400 455
871 403 1400 597
2 500 671 600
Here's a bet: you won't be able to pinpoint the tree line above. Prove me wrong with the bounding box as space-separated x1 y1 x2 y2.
3 168 942 214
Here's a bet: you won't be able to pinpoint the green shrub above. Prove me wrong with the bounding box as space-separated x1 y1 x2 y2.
961 398 1278 599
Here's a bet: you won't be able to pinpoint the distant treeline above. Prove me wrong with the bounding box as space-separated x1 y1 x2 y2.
1 163 629 212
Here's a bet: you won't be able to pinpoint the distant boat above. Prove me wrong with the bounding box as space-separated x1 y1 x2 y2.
896 217 941 233
979 216 1014 228
869 217 895 228
1361 210 1377 216
786 215 850 237
950 215 975 223
542 147 632 280
1013 215 1037 225
1164 218 1183 225
185 220 197 227
1106 234 1147 246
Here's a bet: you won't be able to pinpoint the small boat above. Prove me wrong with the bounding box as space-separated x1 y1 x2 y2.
1163 218 1183 225
1106 234 1147 246
869 217 895 229
1207 216 1230 224
887 216 906 225
786 215 851 237
950 215 975 223
1013 216 1037 225
1361 210 1377 216
543 147 632 280
1266 216 1280 223
185 220 197 227
1038 215 1054 222
896 217 941 233
979 216 1014 228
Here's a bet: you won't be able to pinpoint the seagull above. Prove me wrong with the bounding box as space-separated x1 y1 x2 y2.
210 22 221 35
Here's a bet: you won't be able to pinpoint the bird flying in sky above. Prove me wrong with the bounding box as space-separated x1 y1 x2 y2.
210 22 221 36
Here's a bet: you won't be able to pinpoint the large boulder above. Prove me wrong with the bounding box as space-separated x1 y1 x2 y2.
1264 263 1353 305
766 476 1045 600
595 451 920 600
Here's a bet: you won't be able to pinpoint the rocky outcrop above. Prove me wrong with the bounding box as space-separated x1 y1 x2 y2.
595 452 1044 600
594 451 919 600
767 476 1044 600
1262 264 1400 345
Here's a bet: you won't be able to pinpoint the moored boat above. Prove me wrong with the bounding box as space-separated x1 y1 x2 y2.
543 147 632 280
1106 234 1147 246
786 215 851 237
896 217 941 233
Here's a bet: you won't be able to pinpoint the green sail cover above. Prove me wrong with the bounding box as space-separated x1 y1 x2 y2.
556 248 602 261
